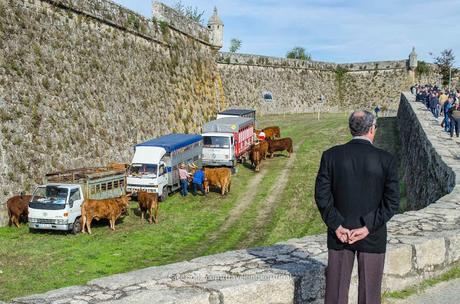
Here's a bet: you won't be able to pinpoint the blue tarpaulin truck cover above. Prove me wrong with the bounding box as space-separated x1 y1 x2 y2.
135 134 202 153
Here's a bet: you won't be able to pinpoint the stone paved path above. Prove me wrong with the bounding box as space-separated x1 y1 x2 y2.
385 278 460 304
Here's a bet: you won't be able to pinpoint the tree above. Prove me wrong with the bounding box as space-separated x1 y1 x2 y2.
173 1 205 24
415 60 431 81
433 49 457 87
229 38 242 53
286 47 311 61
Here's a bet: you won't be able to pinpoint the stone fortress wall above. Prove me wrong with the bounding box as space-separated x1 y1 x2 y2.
10 92 460 303
0 0 440 225
217 52 413 115
0 0 225 225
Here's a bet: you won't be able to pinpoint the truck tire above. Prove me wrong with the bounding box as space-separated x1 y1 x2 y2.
160 187 169 202
72 217 82 235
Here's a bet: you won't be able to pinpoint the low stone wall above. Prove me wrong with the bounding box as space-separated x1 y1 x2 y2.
398 93 456 209
9 92 460 303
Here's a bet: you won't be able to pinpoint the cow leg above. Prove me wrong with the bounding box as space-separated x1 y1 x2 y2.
86 217 92 235
141 211 145 222
154 206 159 224
13 216 20 228
148 206 153 224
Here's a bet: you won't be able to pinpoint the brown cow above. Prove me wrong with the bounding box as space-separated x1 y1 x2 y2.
203 167 231 196
267 138 294 158
249 144 262 172
259 140 269 160
6 194 32 228
262 126 281 139
81 194 130 234
137 191 159 224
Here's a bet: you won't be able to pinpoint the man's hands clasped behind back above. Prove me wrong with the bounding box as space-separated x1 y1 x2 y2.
335 225 370 244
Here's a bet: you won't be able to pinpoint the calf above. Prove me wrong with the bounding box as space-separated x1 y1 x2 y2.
81 195 130 234
267 138 294 158
259 140 269 160
250 144 262 172
203 167 232 196
137 191 159 224
6 194 32 228
262 126 281 139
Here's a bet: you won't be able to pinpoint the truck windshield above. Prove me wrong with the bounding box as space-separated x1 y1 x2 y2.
130 164 157 177
29 186 69 210
203 136 230 149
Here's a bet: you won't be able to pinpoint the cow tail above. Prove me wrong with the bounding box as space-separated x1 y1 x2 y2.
81 202 86 233
7 206 12 227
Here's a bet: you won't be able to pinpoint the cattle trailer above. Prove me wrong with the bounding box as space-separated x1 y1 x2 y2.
202 117 254 167
28 167 126 234
126 133 203 201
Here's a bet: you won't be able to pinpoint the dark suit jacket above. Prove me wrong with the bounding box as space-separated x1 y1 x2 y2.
315 138 400 253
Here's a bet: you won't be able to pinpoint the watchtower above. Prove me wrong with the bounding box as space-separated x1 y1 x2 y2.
208 7 224 50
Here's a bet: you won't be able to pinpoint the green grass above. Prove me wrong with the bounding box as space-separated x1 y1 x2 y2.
384 262 460 299
0 113 375 300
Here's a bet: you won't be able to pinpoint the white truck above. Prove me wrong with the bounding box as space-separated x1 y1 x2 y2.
28 167 126 234
202 117 254 168
126 133 203 201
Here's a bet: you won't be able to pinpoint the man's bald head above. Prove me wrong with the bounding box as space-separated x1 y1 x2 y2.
349 110 375 136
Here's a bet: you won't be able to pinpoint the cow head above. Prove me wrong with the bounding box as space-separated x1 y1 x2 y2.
118 194 131 215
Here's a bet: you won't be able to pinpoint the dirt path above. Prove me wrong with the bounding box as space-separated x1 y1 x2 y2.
203 165 270 245
238 140 304 248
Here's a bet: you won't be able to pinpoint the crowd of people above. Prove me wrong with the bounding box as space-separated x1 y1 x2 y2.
412 84 460 138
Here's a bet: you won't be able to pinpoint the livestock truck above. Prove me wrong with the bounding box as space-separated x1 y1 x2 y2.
28 167 126 234
202 117 254 167
126 133 203 201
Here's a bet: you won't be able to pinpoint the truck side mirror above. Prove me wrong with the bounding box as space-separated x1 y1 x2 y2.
69 199 74 208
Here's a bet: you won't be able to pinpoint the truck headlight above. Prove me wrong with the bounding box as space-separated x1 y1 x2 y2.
29 218 36 223
56 219 68 225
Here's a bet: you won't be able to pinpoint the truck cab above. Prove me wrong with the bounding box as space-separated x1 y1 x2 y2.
126 146 169 201
202 132 235 167
28 184 84 234
127 134 203 201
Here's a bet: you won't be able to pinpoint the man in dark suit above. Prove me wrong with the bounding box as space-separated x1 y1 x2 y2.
315 110 400 304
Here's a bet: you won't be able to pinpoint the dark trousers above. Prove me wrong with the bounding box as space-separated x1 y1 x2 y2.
450 117 460 137
192 182 205 196
325 249 385 304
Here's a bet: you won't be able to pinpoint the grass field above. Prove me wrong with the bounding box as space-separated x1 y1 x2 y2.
1 112 401 300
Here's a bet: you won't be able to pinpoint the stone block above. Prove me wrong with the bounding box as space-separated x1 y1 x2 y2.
384 244 413 276
103 288 211 304
446 233 460 263
197 275 295 304
413 238 446 269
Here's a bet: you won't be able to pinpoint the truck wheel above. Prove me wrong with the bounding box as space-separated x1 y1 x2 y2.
160 187 169 202
72 217 82 235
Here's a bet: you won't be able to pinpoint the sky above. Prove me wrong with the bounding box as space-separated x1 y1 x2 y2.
112 0 460 64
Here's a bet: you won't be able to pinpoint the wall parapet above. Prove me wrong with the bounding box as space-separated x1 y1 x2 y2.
25 0 214 47
218 52 408 72
10 93 460 303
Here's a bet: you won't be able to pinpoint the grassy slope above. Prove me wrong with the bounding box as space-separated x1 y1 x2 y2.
0 113 351 300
